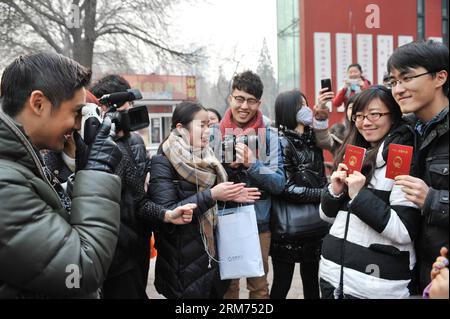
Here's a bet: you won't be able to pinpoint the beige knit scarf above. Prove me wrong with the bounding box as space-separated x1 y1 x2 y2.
162 132 227 261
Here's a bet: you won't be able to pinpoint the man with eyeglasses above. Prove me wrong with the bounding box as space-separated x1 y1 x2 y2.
219 71 285 299
387 40 449 293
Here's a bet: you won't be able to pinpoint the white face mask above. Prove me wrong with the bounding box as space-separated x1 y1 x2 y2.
296 106 313 126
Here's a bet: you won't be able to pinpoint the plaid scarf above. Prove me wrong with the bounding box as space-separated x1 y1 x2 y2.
162 132 227 260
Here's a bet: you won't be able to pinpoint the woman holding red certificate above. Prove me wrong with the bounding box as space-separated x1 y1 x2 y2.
318 86 421 299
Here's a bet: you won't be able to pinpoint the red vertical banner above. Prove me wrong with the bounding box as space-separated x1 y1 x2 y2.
186 76 197 101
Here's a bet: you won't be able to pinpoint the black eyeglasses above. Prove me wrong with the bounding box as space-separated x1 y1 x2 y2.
386 71 439 88
352 112 391 123
232 95 259 106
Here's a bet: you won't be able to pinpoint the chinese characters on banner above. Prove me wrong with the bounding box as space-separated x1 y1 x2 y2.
336 33 353 111
122 75 197 101
377 35 394 85
357 34 374 85
314 32 332 111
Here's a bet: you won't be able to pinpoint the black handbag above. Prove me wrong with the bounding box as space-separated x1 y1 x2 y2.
270 135 329 240
271 199 329 240
293 165 326 188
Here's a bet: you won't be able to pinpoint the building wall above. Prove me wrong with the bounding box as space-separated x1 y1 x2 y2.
277 0 300 92
425 0 444 40
300 0 416 121
285 0 446 164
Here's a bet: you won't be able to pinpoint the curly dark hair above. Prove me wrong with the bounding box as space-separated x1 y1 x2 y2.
231 70 264 100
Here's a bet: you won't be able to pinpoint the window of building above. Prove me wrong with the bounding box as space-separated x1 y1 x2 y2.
417 0 425 41
148 114 172 153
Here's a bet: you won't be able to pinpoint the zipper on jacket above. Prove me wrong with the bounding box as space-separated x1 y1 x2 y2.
335 207 352 299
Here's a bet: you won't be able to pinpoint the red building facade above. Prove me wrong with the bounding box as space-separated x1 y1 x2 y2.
282 0 446 163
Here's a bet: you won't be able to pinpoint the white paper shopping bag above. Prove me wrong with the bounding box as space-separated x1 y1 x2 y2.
216 205 264 280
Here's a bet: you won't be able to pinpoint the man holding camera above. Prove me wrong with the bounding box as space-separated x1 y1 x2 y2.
90 75 195 298
0 52 123 298
219 71 285 299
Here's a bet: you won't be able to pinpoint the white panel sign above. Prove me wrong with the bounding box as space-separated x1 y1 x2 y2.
377 35 394 85
314 32 332 111
336 33 353 91
357 34 374 85
398 35 414 47
428 37 443 43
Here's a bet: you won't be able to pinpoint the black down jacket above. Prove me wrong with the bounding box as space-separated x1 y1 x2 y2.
406 109 449 290
270 127 329 263
126 132 150 178
148 153 228 299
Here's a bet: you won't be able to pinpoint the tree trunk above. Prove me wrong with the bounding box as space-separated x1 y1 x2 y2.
73 0 97 69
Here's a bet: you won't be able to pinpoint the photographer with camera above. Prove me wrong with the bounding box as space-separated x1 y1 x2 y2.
90 75 195 299
0 52 123 298
42 90 101 183
332 63 371 109
219 71 285 299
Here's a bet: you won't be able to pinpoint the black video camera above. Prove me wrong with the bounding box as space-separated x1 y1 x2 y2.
81 89 149 144
99 88 149 133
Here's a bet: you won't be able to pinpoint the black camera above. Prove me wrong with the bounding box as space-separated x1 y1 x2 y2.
81 89 149 144
222 135 259 163
99 89 149 133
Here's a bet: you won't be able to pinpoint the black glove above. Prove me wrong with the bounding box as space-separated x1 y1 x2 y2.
73 131 89 172
82 117 122 174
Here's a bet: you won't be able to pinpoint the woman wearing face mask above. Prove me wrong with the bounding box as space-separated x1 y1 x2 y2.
319 86 421 299
333 63 371 109
148 101 261 299
270 90 329 299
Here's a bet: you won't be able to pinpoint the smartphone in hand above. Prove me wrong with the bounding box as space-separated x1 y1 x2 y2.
320 78 333 111
321 78 332 93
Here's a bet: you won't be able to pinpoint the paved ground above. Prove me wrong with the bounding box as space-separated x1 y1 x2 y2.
146 257 305 299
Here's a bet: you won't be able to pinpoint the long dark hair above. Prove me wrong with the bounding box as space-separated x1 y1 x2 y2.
334 86 403 185
344 93 358 127
206 108 222 122
170 101 206 130
275 89 309 130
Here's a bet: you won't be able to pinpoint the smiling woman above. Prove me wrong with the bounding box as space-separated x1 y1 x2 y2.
319 85 421 299
148 101 261 299
334 85 403 184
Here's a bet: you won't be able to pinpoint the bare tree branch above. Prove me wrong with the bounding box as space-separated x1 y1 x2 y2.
0 0 203 70
1 0 63 53
21 0 67 29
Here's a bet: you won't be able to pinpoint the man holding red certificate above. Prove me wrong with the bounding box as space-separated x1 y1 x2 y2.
385 144 414 180
388 40 449 292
